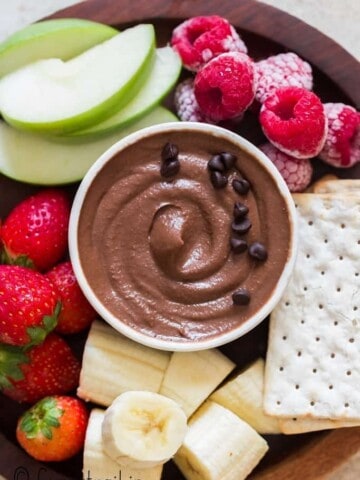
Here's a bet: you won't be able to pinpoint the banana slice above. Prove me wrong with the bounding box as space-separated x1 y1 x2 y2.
174 400 268 480
77 320 171 406
83 408 163 480
102 390 188 469
159 349 235 418
210 358 281 434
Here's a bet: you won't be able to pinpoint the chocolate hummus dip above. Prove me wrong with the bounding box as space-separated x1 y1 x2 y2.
75 124 295 345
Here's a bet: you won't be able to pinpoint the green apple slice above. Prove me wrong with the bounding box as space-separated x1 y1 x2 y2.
0 107 178 185
0 19 118 77
64 46 182 139
0 24 155 134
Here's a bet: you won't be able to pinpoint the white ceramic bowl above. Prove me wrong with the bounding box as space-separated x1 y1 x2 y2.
69 122 298 351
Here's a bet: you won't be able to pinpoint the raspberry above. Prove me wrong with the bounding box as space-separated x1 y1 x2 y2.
171 15 247 72
259 86 327 159
319 103 360 168
194 52 256 122
260 142 313 192
174 78 211 123
255 52 313 104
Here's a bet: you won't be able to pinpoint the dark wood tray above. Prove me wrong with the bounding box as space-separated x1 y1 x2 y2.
1 1 360 479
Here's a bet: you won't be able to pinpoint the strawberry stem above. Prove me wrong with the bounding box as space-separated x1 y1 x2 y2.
20 397 64 440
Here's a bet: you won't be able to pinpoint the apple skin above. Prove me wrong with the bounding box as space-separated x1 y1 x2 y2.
0 107 178 185
0 19 118 77
0 24 156 135
62 46 182 140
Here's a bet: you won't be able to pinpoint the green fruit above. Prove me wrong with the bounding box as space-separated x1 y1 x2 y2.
0 24 155 134
64 46 182 139
0 107 178 185
0 19 117 77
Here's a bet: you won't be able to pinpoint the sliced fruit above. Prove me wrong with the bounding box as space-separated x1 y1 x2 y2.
159 349 235 418
0 106 178 185
209 358 281 434
102 391 187 469
0 19 117 77
0 24 155 134
16 395 89 461
77 320 171 407
83 409 163 480
174 400 269 480
64 46 182 139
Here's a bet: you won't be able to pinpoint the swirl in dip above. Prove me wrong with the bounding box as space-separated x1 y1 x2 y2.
75 124 294 345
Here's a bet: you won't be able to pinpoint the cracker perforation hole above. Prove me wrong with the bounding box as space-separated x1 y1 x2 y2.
318 304 324 309
328 385 333 390
310 401 315 406
339 256 344 260
354 306 358 311
279 366 284 371
303 286 308 291
315 337 320 342
341 223 346 229
347 370 352 376
334 321 338 326
301 319 305 324
277 400 281 405
282 335 287 340
312 368 317 373
324 239 328 243
331 353 336 358
308 221 313 226
356 272 359 277
345 403 350 408
306 254 311 259
297 351 302 357
349 338 355 343
336 287 341 292
295 384 299 389
321 271 325 275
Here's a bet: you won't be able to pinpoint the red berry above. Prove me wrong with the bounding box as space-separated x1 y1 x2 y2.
1 333 80 403
171 15 247 72
16 395 88 461
319 103 360 168
1 189 70 271
174 78 212 123
260 143 313 192
255 52 313 104
46 261 96 335
194 52 256 122
0 265 60 346
259 86 327 159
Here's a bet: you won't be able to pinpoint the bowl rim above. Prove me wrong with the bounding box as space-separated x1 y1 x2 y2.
68 121 298 351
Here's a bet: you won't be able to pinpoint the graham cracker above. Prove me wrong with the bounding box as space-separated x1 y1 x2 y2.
264 193 360 420
313 178 360 194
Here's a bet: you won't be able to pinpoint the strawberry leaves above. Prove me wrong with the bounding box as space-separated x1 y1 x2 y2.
19 397 64 440
0 343 28 390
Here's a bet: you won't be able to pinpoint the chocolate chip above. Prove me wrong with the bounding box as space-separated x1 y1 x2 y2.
220 152 237 170
249 242 268 261
210 171 228 189
160 158 180 178
161 142 179 161
233 202 249 219
232 288 251 306
232 178 250 195
231 217 252 234
230 237 248 254
208 154 226 172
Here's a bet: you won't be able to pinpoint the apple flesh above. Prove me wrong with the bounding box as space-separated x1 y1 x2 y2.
0 18 117 77
64 46 182 139
0 107 178 185
0 24 155 134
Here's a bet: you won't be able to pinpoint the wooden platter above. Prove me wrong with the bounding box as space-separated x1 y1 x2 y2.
1 1 360 479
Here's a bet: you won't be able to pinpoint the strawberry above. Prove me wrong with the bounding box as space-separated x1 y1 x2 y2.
1 188 70 271
0 333 80 403
46 261 97 334
16 395 88 461
0 265 60 347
